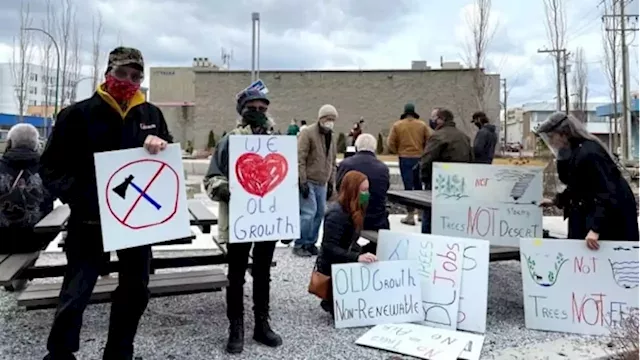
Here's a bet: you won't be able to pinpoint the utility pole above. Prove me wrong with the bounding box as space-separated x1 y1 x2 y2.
563 51 571 114
538 48 566 111
501 78 508 147
605 2 639 162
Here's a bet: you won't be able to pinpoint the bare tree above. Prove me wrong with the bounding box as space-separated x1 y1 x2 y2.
39 0 56 120
68 22 83 103
11 0 34 120
542 0 567 111
571 47 589 122
91 11 104 91
56 0 75 108
602 0 621 152
461 0 497 137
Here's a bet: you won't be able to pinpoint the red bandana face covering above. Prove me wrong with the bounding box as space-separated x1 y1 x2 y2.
104 74 140 103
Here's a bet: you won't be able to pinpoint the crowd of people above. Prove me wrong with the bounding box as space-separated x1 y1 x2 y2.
0 45 637 359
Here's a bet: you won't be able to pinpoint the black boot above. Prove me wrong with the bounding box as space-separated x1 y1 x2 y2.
226 318 244 354
253 313 282 347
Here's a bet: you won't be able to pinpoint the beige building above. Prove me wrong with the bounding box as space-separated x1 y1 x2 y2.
150 65 500 150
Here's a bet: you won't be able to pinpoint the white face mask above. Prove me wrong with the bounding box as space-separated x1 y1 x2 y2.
323 121 335 130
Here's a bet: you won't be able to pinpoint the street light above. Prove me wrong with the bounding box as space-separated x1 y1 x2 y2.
70 76 92 103
22 27 60 120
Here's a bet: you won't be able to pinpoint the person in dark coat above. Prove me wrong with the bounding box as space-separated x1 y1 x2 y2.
316 170 377 315
336 133 390 232
471 111 498 164
0 123 54 254
537 112 639 249
420 108 474 234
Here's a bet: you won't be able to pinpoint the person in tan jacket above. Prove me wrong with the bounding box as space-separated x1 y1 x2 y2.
387 103 432 225
294 104 338 257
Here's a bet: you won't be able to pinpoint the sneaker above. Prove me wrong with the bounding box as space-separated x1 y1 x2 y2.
292 247 312 257
306 245 319 256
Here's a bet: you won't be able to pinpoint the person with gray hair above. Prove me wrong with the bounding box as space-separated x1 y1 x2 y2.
337 133 390 236
537 112 639 249
0 123 54 254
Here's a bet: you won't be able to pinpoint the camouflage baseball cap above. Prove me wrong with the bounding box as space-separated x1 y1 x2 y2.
107 47 144 70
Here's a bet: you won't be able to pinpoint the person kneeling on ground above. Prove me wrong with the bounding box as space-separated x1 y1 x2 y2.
203 88 282 354
0 123 55 254
314 170 377 315
536 112 639 248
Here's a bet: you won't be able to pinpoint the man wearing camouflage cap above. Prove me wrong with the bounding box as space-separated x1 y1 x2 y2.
203 88 283 354
40 47 172 360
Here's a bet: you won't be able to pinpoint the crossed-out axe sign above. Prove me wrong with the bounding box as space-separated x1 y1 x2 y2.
112 174 162 210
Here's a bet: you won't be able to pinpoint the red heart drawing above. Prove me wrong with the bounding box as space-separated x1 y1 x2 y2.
235 152 289 197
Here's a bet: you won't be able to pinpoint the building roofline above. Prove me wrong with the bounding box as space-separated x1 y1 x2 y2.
188 68 492 74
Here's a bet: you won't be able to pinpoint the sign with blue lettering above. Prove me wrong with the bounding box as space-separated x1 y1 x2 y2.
236 79 269 99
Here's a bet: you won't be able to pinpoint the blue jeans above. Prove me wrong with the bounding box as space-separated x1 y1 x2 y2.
422 207 432 234
295 182 327 248
399 157 422 212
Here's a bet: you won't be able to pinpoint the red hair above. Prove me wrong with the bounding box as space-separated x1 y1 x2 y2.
338 170 367 231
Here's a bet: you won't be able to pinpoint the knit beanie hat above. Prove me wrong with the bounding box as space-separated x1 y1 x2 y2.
401 102 419 119
318 104 338 120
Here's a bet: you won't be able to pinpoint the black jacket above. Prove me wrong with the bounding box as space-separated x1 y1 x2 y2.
40 93 172 224
556 139 639 241
0 147 55 253
316 202 362 276
420 122 474 187
336 151 390 231
473 124 498 164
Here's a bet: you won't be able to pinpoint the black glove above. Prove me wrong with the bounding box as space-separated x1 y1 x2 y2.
218 183 230 202
327 183 334 200
299 182 310 199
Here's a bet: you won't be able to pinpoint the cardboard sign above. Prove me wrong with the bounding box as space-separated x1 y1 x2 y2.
228 135 300 243
94 144 191 251
520 238 639 335
376 230 464 330
331 260 423 329
356 323 485 360
431 162 544 247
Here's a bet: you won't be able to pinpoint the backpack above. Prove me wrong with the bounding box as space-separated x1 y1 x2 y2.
0 169 46 228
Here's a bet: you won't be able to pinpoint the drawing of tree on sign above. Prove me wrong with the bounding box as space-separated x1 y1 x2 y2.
434 174 468 200
494 169 537 201
608 259 639 289
523 252 568 287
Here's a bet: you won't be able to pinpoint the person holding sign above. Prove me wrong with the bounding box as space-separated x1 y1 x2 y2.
536 112 639 248
294 104 338 257
203 88 282 354
313 170 377 315
40 47 172 360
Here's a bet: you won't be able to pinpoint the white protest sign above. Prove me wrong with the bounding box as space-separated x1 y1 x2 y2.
377 230 463 330
431 162 544 247
356 323 485 360
377 231 490 333
520 238 639 335
228 135 300 243
94 144 191 251
331 260 423 329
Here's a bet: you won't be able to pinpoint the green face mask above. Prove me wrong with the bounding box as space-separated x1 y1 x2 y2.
358 191 370 205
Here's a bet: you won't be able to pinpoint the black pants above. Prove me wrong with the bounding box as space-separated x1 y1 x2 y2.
46 224 151 360
226 241 276 320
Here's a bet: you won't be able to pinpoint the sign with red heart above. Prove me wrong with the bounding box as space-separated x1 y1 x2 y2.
235 152 288 197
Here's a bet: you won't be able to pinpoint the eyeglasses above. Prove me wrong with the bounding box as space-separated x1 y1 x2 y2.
247 106 268 113
111 67 144 84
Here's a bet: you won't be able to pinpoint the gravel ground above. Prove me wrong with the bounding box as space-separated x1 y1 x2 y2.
0 249 598 360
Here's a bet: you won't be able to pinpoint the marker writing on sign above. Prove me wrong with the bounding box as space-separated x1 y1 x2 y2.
423 243 460 327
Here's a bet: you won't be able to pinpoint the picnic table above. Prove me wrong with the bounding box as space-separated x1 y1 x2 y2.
0 199 274 310
385 190 521 261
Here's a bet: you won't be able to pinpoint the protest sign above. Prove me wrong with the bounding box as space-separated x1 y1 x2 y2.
520 238 639 335
331 260 423 329
94 144 191 251
378 231 490 333
431 162 543 247
228 135 300 243
355 323 485 360
377 230 464 330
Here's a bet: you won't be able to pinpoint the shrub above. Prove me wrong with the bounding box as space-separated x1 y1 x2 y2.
376 133 384 154
606 309 639 360
207 130 216 149
337 132 347 153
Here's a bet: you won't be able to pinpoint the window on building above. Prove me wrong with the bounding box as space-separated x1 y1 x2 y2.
28 87 38 95
29 73 38 82
49 89 55 97
29 100 37 106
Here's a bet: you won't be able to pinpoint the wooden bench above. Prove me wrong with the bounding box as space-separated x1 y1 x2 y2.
18 269 228 310
360 230 520 262
0 252 40 291
58 231 197 248
187 199 217 233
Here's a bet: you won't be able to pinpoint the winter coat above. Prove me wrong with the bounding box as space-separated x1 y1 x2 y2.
387 117 432 158
420 121 474 187
316 202 362 276
298 123 337 186
555 138 639 242
473 124 498 164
